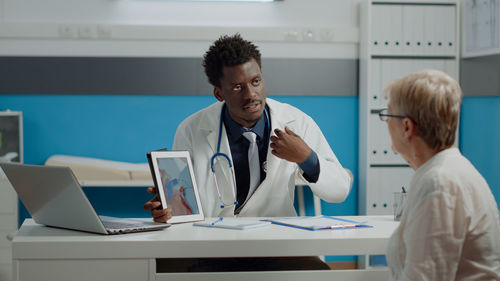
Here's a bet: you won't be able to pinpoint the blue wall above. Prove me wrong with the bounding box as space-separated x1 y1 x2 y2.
460 97 500 202
0 95 498 220
0 95 359 221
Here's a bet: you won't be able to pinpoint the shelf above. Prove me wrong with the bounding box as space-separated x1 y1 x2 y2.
358 0 459 216
370 54 456 59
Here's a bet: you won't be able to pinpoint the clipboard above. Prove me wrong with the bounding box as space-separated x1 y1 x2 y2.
263 216 372 231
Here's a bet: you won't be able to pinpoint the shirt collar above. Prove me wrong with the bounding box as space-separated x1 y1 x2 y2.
223 104 266 142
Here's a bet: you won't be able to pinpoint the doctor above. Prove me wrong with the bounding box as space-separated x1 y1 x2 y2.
145 34 352 221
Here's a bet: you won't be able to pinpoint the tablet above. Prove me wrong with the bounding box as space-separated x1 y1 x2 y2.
147 150 204 224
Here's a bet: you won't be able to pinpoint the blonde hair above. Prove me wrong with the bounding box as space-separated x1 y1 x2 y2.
385 69 462 150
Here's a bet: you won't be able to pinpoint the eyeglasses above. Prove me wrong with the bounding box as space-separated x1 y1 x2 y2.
378 108 407 121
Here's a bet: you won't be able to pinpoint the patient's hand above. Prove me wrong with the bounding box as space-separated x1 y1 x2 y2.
143 187 172 223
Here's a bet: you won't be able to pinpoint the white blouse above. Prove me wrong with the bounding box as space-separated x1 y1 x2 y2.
386 148 500 281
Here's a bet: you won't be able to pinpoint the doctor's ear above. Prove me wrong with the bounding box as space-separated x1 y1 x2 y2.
214 87 224 102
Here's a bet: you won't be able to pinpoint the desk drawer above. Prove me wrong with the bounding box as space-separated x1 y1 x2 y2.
15 259 149 281
156 269 390 281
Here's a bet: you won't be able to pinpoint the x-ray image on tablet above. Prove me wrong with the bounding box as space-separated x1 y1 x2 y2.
147 150 204 224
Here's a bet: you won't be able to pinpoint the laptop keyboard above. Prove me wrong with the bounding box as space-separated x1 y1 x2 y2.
102 220 146 230
99 216 169 234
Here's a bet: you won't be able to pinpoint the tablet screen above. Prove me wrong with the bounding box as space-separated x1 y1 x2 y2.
147 150 204 224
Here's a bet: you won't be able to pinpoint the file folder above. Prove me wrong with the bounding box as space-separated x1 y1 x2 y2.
264 216 372 231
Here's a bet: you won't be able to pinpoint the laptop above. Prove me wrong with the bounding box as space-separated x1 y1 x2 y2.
0 163 170 235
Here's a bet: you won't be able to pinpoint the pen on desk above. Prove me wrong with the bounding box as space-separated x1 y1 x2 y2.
211 217 223 226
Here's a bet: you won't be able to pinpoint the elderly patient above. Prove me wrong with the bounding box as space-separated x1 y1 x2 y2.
381 70 500 280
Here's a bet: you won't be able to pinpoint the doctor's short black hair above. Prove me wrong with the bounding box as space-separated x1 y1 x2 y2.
203 34 262 88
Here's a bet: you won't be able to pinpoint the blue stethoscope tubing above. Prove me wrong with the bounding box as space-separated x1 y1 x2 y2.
210 103 270 208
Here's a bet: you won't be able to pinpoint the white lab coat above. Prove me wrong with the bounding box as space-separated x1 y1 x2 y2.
173 98 352 217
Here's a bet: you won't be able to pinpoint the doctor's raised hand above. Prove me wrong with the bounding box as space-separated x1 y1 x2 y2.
270 126 311 163
143 187 172 223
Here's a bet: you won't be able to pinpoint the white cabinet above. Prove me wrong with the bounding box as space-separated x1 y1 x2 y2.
0 175 17 281
0 111 23 281
359 0 459 216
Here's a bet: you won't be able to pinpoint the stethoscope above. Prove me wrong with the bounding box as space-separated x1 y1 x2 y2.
210 103 270 209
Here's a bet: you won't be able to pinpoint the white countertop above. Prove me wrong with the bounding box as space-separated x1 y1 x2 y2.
13 216 398 259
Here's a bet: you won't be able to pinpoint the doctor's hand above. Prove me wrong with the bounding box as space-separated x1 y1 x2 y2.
143 187 172 223
270 127 311 164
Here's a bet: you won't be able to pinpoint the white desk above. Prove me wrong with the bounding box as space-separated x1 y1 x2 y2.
12 216 398 281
